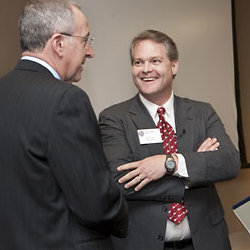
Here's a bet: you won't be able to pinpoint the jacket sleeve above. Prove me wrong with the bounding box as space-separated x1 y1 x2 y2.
182 103 240 188
99 108 185 203
47 86 128 238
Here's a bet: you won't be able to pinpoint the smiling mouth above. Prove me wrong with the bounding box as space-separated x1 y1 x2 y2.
141 77 158 82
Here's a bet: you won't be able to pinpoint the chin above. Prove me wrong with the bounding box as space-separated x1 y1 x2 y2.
73 77 81 83
72 72 82 83
139 85 158 94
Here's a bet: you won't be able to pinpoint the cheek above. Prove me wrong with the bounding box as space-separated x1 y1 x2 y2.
132 67 139 77
75 52 84 63
74 45 85 61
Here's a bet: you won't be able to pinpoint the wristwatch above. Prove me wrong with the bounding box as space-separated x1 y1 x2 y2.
165 154 176 175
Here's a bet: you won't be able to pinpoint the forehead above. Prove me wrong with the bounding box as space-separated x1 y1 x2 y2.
133 40 167 59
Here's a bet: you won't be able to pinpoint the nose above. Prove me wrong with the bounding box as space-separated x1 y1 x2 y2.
142 61 152 73
85 45 94 58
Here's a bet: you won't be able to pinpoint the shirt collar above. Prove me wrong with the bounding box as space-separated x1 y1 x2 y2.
21 56 60 80
139 92 175 120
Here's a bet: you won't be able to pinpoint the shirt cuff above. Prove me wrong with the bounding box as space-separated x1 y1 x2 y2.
174 154 189 178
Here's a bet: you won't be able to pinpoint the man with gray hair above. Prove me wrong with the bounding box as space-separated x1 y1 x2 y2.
0 1 128 249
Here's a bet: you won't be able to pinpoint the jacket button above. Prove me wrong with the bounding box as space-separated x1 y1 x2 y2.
157 235 164 241
162 206 168 213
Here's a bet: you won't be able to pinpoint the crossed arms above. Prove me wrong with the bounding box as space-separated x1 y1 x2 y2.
99 99 240 200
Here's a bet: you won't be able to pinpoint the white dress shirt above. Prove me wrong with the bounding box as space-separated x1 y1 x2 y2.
139 92 191 241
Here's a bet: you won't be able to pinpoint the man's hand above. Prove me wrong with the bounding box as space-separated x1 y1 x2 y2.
197 137 219 152
117 155 166 191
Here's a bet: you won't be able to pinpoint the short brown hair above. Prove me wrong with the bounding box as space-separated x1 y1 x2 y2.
130 30 178 64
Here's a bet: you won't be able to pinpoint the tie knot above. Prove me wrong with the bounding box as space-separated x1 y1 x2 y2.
157 107 165 116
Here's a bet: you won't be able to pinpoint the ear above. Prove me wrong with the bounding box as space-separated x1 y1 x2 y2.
50 33 65 57
171 60 179 77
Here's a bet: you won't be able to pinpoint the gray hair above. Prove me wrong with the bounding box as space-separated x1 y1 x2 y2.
19 0 81 52
130 30 178 64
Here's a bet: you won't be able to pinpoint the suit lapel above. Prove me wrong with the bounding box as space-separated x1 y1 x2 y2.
129 95 155 129
128 95 165 155
174 96 195 153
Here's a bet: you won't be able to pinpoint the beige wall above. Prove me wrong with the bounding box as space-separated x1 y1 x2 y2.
0 1 27 77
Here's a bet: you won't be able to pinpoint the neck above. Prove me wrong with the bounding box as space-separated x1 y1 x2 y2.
22 50 63 80
22 51 49 65
141 91 173 106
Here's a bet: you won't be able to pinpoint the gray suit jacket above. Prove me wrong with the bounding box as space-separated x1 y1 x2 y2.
99 94 240 250
0 60 128 250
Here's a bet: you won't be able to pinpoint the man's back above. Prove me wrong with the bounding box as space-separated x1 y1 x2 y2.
0 60 127 250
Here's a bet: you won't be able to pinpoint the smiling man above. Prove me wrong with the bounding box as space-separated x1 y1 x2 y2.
99 30 240 250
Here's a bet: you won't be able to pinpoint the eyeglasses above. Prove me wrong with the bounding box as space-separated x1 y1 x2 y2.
60 32 94 47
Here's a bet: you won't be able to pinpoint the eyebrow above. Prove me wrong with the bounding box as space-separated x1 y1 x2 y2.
134 56 163 61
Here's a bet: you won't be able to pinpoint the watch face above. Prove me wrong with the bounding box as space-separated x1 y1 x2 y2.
167 160 175 170
165 156 176 174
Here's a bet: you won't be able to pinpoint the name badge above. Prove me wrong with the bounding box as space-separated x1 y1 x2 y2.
137 128 162 144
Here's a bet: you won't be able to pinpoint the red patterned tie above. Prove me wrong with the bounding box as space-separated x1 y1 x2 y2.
157 107 188 224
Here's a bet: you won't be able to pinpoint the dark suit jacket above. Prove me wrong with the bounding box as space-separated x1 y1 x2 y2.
0 60 128 250
99 94 240 250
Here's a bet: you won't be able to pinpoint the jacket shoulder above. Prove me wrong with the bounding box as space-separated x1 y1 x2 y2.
175 95 213 111
100 96 137 117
